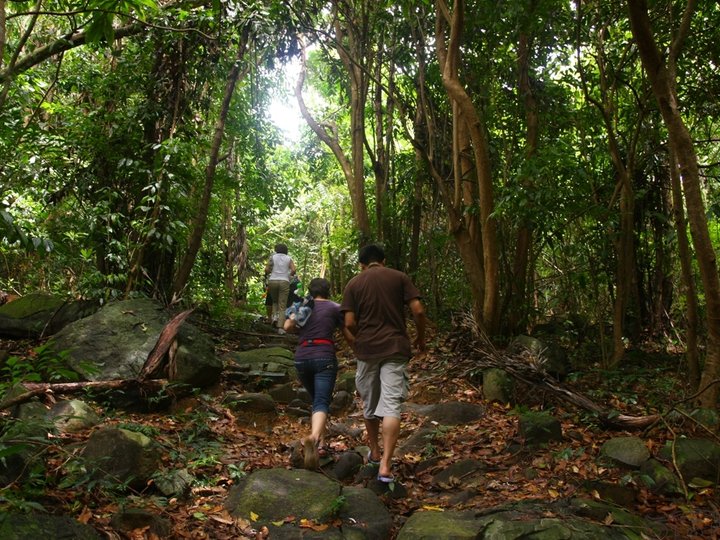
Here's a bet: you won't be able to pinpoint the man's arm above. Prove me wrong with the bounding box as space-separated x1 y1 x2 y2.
343 311 357 347
408 298 427 352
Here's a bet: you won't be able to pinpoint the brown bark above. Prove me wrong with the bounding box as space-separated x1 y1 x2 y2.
627 0 720 407
505 30 538 334
435 0 499 333
295 40 370 241
577 15 643 366
138 309 193 381
670 150 700 388
331 0 372 242
0 0 6 72
173 31 249 297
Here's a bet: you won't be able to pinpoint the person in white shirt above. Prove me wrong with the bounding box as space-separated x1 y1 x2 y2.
264 243 297 334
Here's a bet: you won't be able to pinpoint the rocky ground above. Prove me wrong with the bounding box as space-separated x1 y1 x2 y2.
1 315 719 539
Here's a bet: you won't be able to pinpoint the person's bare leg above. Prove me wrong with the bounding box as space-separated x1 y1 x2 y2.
309 411 327 447
379 416 400 478
364 417 382 462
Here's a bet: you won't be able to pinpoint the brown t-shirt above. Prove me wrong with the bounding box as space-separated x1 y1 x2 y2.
340 265 421 361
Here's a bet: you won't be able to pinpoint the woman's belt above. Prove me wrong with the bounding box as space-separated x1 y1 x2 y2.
300 338 334 347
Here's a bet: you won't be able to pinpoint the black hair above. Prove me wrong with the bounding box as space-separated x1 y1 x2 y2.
274 243 288 254
308 277 331 298
358 244 385 265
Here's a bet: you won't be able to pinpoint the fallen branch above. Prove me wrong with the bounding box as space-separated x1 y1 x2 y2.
469 324 660 430
0 309 193 411
0 379 169 411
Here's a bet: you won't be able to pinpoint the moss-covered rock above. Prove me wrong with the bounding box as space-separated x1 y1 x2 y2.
0 512 101 539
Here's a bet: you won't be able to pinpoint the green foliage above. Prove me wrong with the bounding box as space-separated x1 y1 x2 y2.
0 344 76 391
328 495 346 518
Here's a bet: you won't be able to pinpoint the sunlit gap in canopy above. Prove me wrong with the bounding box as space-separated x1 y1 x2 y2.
268 55 305 145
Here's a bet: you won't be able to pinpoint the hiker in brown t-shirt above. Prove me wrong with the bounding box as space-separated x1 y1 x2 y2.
341 244 426 483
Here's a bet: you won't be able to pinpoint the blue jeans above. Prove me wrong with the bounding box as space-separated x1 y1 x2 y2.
295 357 337 414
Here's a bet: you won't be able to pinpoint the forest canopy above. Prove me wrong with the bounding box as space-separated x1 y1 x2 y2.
2 0 720 407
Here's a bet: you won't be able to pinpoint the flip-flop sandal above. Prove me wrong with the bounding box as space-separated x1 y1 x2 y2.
367 451 381 466
377 473 395 483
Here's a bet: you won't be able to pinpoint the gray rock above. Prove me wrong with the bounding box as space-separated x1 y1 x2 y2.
396 510 485 540
518 411 563 445
639 459 682 495
0 512 101 539
268 382 299 404
482 368 513 403
154 468 194 497
47 399 101 433
224 392 277 414
82 427 161 489
226 468 389 538
658 438 720 484
224 347 296 388
599 437 650 468
431 459 485 489
335 371 356 393
397 499 665 540
109 508 172 538
340 486 392 539
406 401 485 425
0 293 99 339
48 298 220 389
330 390 354 415
331 452 364 481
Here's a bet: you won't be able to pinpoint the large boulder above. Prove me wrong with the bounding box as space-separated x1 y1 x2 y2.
225 468 391 539
599 437 650 468
0 293 99 339
82 427 162 489
396 499 665 540
48 298 221 388
224 347 296 390
659 438 720 484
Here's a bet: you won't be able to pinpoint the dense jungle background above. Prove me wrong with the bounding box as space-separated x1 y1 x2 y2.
1 0 720 538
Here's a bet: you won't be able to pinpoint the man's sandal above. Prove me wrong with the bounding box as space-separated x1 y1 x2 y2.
366 451 381 466
377 473 395 483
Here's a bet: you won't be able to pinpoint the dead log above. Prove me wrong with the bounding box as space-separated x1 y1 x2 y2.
0 309 193 411
0 379 168 411
138 308 193 382
471 332 660 430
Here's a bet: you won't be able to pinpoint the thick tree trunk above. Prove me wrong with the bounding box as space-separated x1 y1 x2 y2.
628 0 720 407
436 0 500 333
295 37 370 242
173 32 249 297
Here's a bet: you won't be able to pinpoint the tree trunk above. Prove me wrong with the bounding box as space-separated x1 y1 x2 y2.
670 149 701 388
505 30 538 334
627 0 720 407
173 32 249 297
436 0 500 333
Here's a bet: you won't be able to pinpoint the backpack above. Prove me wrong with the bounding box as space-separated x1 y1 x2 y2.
285 294 315 327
